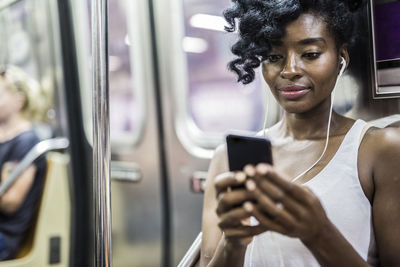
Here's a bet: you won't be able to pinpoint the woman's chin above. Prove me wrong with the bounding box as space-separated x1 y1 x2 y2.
280 102 311 114
279 97 329 115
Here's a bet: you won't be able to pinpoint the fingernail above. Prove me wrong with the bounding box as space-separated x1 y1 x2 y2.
276 202 284 210
244 165 255 176
243 201 253 212
246 180 256 191
235 172 246 182
256 164 269 174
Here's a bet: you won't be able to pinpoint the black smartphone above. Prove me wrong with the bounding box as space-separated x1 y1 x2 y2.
226 134 273 171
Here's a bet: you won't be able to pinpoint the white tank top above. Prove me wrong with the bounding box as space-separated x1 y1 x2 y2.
244 120 378 267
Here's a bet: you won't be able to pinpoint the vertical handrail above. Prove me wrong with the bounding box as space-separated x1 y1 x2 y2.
92 0 112 266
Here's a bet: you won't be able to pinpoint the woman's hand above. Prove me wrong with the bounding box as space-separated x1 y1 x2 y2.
214 171 266 246
243 163 333 245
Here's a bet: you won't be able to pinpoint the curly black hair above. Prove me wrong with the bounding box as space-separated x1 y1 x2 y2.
223 0 365 84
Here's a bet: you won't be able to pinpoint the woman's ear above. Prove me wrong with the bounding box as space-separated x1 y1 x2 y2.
340 45 350 70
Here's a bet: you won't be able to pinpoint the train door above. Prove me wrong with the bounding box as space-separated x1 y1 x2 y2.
70 0 166 266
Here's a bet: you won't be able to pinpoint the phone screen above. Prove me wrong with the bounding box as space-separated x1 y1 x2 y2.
226 134 273 171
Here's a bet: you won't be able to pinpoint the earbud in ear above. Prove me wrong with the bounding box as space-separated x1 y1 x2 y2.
338 57 347 77
341 57 346 67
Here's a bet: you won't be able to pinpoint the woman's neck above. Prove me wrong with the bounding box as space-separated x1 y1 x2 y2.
0 114 31 142
280 100 342 140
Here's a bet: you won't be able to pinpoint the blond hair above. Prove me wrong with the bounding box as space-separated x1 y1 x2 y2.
0 66 52 122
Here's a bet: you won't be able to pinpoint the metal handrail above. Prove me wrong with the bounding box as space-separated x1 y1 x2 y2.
92 0 112 266
177 232 202 267
0 137 69 196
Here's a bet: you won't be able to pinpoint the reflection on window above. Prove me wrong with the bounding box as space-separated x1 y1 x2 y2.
183 0 265 135
108 0 141 144
0 0 37 78
83 0 142 146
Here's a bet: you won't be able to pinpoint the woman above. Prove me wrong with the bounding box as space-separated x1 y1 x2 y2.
0 66 49 260
201 0 400 266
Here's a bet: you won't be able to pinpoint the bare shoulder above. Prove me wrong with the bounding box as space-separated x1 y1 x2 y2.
214 144 228 162
203 144 229 195
202 143 229 216
357 126 400 201
361 127 400 265
361 126 400 158
209 144 229 176
359 126 400 196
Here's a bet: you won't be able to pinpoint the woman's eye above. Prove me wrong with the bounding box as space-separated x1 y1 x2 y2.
303 52 321 59
266 55 282 63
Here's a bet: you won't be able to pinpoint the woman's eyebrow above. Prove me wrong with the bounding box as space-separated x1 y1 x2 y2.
271 37 326 47
298 37 326 45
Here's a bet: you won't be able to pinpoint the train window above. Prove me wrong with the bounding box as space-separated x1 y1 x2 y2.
108 0 145 147
0 0 39 78
71 0 145 149
170 0 280 157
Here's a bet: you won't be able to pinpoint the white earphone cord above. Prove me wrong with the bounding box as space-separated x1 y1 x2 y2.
291 58 346 182
290 80 335 182
255 58 346 266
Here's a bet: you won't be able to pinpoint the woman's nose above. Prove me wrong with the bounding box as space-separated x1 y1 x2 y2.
280 54 302 80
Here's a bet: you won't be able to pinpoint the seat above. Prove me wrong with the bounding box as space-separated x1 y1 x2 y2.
0 152 71 267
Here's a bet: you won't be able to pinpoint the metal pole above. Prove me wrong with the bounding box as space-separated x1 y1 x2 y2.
92 0 112 266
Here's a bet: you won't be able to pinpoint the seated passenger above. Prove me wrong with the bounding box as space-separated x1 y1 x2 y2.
0 66 49 260
201 0 400 266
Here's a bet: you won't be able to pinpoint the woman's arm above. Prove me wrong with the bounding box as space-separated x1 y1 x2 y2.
200 146 263 267
0 162 36 214
204 234 248 267
201 145 248 267
200 145 227 267
364 127 400 266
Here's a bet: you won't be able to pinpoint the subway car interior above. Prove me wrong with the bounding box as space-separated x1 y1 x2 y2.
0 0 399 266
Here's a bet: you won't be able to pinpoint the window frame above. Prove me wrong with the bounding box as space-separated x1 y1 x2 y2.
70 0 147 150
155 0 279 159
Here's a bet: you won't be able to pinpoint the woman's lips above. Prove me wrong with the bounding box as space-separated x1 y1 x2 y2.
278 86 311 100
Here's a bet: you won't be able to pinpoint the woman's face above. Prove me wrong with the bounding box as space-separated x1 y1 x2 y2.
0 79 24 122
262 13 347 114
